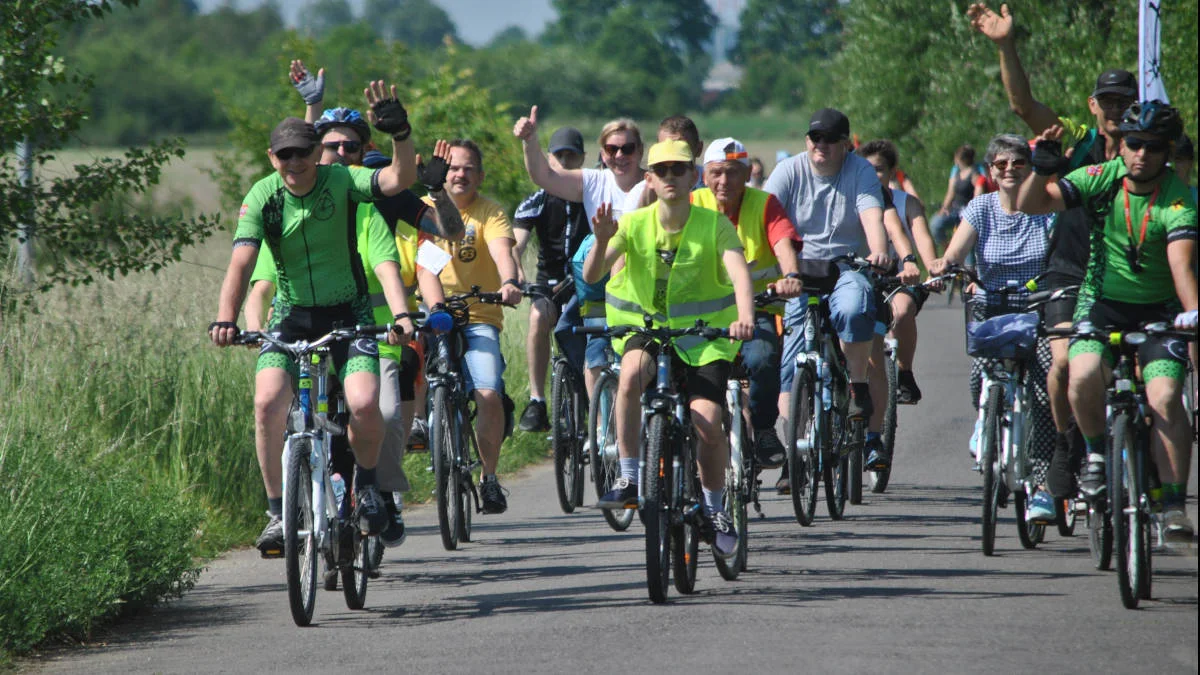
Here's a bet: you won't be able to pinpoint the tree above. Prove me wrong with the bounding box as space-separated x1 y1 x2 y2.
300 0 355 37
731 0 841 64
488 25 528 48
365 0 460 48
0 0 217 297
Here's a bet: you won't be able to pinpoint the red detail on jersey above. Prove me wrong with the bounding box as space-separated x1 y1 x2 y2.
238 204 249 218
1086 165 1103 176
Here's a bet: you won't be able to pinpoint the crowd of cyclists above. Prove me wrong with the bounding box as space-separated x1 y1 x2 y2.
207 1 1197 601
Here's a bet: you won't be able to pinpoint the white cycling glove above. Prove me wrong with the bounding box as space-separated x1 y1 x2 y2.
1174 309 1198 330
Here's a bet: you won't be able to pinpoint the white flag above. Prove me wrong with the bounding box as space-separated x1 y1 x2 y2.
1139 0 1169 103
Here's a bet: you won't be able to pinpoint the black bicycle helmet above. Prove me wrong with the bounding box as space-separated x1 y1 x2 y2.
1119 100 1183 141
314 107 371 143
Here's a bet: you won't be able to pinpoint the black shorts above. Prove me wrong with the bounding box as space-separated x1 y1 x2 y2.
1040 276 1080 327
258 302 379 377
624 334 731 404
891 284 930 313
1070 298 1188 371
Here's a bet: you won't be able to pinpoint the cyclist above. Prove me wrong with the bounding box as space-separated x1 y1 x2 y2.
930 133 1057 521
1017 101 1197 541
512 127 590 432
691 137 803 468
209 81 420 551
968 3 1138 499
657 115 705 190
858 140 939 404
582 139 756 557
930 145 982 249
417 139 522 514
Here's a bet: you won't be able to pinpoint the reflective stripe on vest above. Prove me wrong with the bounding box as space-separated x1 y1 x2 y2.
692 186 782 314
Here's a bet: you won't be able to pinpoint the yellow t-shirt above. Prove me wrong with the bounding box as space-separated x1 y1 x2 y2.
419 194 514 329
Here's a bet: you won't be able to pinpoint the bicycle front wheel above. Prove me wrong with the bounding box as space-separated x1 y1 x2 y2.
672 434 700 595
551 359 582 513
849 427 863 506
643 413 673 603
1111 412 1145 609
457 421 476 543
284 437 318 626
589 370 634 531
786 365 818 526
715 412 748 580
430 387 460 551
872 352 898 493
980 385 1004 556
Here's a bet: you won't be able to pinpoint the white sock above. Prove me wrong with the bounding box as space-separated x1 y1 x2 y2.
702 488 724 515
619 458 638 483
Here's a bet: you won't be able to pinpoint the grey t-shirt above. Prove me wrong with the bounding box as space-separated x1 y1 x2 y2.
763 152 884 261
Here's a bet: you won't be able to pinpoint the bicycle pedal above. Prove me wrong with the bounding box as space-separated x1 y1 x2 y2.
258 548 284 559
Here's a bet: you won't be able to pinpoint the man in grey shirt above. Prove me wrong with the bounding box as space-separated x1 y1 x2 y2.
765 108 895 471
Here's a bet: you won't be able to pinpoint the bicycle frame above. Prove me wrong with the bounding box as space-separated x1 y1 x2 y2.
638 342 691 510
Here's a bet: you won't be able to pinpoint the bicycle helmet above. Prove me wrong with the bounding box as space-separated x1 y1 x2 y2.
314 107 371 143
1119 100 1183 141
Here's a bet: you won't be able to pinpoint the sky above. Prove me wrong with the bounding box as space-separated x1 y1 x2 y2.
193 0 739 47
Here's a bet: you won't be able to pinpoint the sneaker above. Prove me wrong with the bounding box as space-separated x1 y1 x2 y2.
775 475 791 495
408 417 428 450
1026 490 1056 523
381 497 407 548
896 370 922 404
323 568 339 591
1079 454 1106 499
597 476 638 509
1161 509 1195 544
755 427 786 468
848 383 874 420
481 477 509 514
355 484 389 535
519 399 550 432
1046 432 1076 499
968 416 983 464
255 512 284 558
711 510 738 558
864 437 891 471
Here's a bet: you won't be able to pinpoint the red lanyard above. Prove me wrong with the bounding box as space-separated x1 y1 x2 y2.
1122 179 1159 254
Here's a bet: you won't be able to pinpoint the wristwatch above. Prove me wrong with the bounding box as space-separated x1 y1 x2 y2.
501 278 520 288
901 254 917 264
785 272 801 280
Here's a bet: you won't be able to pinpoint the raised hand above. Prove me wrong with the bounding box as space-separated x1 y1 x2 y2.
418 139 451 191
967 3 1013 44
513 105 539 141
289 59 325 105
364 80 410 138
591 202 617 242
1031 124 1067 176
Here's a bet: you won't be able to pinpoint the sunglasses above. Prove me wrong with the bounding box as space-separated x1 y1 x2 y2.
275 146 315 161
651 162 691 178
603 142 638 157
991 158 1028 171
1123 136 1169 154
322 140 362 153
808 132 845 145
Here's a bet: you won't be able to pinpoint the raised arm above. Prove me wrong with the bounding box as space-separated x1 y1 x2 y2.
416 139 464 240
289 59 325 124
967 3 1059 134
365 80 417 195
1017 127 1070 214
513 105 585 203
583 203 621 283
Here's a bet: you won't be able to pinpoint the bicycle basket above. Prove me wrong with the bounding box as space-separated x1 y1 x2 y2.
966 311 1039 360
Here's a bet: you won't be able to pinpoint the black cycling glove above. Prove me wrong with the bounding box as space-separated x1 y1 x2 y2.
372 97 411 140
291 68 324 106
1031 139 1066 176
417 155 449 192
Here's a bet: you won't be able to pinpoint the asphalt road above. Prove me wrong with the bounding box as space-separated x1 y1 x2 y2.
33 303 1198 674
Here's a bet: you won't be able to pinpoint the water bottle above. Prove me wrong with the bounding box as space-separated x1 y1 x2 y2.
331 473 347 519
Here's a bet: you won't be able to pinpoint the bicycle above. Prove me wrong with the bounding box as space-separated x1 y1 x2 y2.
585 342 635 532
1046 320 1196 609
234 324 393 626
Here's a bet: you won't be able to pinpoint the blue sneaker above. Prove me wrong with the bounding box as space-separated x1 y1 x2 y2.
711 510 738 558
597 477 638 509
1027 490 1056 524
864 437 890 471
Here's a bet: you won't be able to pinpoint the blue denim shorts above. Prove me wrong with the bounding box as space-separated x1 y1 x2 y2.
582 316 612 369
780 268 876 391
461 323 506 393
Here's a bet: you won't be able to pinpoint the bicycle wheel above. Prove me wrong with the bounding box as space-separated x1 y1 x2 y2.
1088 499 1113 571
643 413 672 604
1014 490 1044 549
366 533 383 578
456 420 476 543
571 380 587 508
872 353 898 494
589 371 634 531
1111 412 1144 609
551 359 581 513
340 528 368 610
1056 496 1077 537
824 403 849 520
284 437 318 626
715 412 748 579
672 434 700 595
849 429 863 506
980 385 1003 556
430 387 459 551
786 365 819 526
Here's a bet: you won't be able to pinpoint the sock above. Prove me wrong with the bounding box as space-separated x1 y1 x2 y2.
619 458 638 483
702 487 724 515
356 465 377 486
1083 436 1104 455
482 473 497 483
529 397 544 403
866 431 881 443
268 497 283 517
393 491 404 511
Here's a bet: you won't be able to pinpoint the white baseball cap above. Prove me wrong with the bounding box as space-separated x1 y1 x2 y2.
702 137 750 166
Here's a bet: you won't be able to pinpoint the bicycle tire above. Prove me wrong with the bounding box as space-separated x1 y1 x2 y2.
1055 496 1077 537
551 359 580 513
1088 499 1113 571
284 437 318 626
589 371 633 531
1137 441 1153 602
672 434 700 595
430 387 459 551
643 413 672 604
340 529 368 610
457 419 476 543
980 385 1003 556
786 365 818 526
366 533 383 578
824 448 848 520
872 353 898 493
1111 411 1143 608
1014 490 1044 549
715 410 748 580
849 429 863 506
571 382 587 508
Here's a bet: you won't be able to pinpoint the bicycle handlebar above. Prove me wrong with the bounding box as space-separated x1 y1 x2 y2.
572 322 732 342
1044 320 1197 344
232 324 396 354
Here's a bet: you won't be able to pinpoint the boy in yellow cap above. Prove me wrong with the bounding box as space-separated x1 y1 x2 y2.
582 139 755 557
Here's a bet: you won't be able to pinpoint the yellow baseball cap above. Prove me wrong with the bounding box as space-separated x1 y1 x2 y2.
646 139 694 166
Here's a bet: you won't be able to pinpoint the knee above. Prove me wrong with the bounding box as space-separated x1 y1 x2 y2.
691 407 724 445
474 388 501 412
1145 382 1184 422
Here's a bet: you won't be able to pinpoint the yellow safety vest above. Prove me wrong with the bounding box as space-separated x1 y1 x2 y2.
605 203 740 366
692 187 783 315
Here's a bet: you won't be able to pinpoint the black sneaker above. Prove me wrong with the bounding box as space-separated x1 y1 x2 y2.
755 427 787 468
323 568 339 591
519 399 550 432
381 497 406 548
481 477 509 514
1046 432 1076 499
255 512 284 558
775 474 791 495
355 484 389 535
597 476 638 508
1079 454 1106 499
864 437 891 470
407 417 428 450
711 510 738 558
896 370 922 404
848 383 874 420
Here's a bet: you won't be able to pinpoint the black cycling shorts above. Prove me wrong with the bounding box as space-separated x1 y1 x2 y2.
624 334 731 405
257 302 379 378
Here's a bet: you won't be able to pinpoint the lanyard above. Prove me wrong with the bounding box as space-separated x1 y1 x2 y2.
1122 179 1159 254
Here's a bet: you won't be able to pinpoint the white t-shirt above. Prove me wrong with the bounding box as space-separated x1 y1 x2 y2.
581 168 646 225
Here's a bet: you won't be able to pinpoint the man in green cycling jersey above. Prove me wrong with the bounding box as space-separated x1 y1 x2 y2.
1018 101 1198 542
210 81 419 550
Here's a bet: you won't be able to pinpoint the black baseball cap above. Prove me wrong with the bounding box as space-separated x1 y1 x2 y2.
270 117 317 154
808 108 850 139
1092 69 1137 98
548 127 585 155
